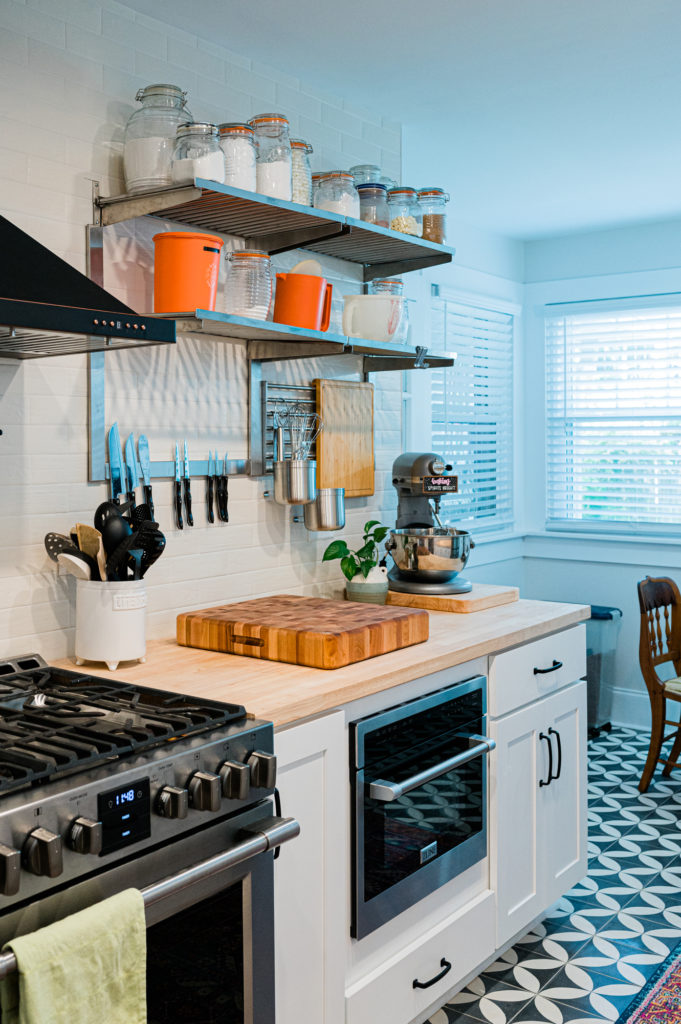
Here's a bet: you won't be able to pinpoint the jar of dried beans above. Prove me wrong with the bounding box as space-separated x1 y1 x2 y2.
417 187 450 244
387 187 422 236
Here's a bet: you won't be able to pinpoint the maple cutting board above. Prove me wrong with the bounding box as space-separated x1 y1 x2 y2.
177 595 428 670
386 583 519 614
315 379 374 497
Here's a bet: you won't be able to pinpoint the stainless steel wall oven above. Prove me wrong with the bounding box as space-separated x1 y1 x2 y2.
351 676 494 939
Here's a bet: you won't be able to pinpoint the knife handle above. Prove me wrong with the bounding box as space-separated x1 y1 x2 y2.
174 480 183 530
206 475 215 524
126 490 136 509
223 475 229 523
184 479 194 527
144 484 155 522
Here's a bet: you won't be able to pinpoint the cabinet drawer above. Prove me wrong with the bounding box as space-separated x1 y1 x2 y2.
488 625 586 718
345 890 495 1024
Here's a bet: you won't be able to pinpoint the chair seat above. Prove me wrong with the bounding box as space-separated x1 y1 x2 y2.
665 678 681 695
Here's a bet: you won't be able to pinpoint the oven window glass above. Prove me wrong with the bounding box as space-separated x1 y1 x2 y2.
147 881 244 1023
363 726 484 901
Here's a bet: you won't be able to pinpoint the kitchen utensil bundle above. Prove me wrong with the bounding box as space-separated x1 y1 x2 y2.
270 404 322 507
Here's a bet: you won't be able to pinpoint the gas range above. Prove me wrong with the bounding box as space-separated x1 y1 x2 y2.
0 654 276 911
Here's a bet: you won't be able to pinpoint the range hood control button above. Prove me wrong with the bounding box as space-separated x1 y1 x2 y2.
248 751 277 789
188 772 221 812
0 844 21 896
219 761 250 801
157 785 189 820
68 817 103 855
22 827 63 877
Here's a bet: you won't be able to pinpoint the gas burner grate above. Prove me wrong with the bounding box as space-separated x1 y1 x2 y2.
0 656 247 794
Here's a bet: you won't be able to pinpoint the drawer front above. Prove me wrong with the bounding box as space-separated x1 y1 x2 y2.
345 891 495 1024
488 625 586 718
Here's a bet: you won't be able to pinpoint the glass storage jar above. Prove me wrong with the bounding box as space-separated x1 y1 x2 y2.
291 138 313 206
171 123 224 185
369 277 408 342
387 187 422 236
218 123 256 192
123 83 192 194
357 183 389 227
417 187 450 244
314 171 360 217
249 113 292 201
350 163 381 186
221 250 273 321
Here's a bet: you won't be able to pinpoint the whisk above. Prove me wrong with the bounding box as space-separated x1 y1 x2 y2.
276 403 323 460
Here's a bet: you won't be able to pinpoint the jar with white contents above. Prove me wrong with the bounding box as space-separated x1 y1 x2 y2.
314 171 360 217
123 83 192 193
250 113 292 201
290 138 313 206
387 187 422 236
171 123 225 185
218 123 256 192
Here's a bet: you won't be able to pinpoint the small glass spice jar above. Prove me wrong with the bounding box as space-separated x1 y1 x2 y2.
387 187 422 236
171 123 224 185
290 138 313 206
249 113 292 201
417 187 450 244
311 172 326 205
350 163 381 186
369 277 408 342
221 250 273 321
218 122 256 192
123 83 192 193
356 183 389 227
314 171 360 217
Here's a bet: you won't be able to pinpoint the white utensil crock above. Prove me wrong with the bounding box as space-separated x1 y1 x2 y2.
75 579 147 671
342 295 403 342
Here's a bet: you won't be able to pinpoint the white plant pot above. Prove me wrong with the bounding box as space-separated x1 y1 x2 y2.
75 579 147 672
345 565 389 605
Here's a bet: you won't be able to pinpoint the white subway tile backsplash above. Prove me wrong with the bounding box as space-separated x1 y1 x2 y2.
227 65 277 105
275 82 321 123
298 115 342 154
65 23 135 71
321 103 363 139
102 8 167 59
0 1 66 47
28 37 103 90
167 36 224 82
0 25 28 65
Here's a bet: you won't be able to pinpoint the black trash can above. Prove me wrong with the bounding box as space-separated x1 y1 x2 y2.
586 605 623 737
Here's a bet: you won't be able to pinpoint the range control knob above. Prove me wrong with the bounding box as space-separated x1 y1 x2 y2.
248 751 277 790
157 786 189 820
219 761 250 801
188 772 221 812
22 827 63 878
0 844 21 896
68 817 103 856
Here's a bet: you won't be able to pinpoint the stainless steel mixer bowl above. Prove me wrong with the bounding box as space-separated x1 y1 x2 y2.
386 527 474 582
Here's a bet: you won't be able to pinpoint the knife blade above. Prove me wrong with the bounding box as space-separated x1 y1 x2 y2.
174 443 183 530
206 451 215 524
183 440 194 527
137 435 155 521
213 451 224 522
124 433 139 507
220 452 229 523
108 423 124 504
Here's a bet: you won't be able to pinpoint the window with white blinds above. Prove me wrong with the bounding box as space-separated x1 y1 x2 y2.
545 300 681 531
430 294 514 532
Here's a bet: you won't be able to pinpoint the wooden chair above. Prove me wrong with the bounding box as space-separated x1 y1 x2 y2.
638 575 681 792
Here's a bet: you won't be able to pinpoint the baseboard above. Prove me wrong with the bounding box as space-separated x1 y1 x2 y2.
609 686 650 729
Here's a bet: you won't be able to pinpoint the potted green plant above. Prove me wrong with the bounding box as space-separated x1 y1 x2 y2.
322 520 390 604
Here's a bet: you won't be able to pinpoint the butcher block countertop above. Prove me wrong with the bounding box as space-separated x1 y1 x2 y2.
53 599 589 728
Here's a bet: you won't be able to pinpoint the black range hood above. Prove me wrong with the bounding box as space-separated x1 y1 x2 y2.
0 215 175 359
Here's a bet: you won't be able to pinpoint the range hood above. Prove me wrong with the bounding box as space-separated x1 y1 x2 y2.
0 215 175 359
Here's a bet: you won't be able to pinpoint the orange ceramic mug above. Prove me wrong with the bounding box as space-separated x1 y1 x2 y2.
273 273 332 332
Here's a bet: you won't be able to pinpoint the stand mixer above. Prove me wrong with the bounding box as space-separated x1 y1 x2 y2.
385 452 474 595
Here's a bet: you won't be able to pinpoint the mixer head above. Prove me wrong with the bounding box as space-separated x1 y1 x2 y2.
391 452 458 529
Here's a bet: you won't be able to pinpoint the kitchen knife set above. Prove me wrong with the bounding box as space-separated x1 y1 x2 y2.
174 442 230 529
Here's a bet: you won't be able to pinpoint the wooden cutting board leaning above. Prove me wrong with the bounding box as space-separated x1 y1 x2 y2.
177 594 429 669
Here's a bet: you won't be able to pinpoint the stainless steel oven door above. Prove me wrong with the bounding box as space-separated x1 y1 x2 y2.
0 802 298 1024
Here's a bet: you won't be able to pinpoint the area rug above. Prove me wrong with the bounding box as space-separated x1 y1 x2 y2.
617 943 681 1024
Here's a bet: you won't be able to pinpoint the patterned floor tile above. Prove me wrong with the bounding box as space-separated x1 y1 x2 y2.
445 974 535 1024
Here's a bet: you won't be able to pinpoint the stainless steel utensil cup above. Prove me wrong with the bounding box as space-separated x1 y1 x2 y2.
273 460 317 505
303 488 345 531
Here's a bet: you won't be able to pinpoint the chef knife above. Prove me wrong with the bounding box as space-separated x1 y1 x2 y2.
108 423 124 504
220 452 229 523
137 435 155 521
183 440 194 527
124 433 139 507
206 451 215 524
174 443 183 530
214 451 225 522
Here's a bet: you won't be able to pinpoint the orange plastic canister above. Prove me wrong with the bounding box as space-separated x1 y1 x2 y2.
152 231 224 313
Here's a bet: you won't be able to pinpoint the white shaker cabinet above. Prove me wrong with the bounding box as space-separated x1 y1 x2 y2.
273 711 346 1024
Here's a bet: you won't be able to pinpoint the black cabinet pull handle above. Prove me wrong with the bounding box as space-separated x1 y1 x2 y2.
413 957 452 990
539 732 553 787
534 659 563 675
549 727 562 780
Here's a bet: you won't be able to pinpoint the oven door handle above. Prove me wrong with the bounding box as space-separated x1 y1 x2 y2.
368 735 496 802
0 814 300 982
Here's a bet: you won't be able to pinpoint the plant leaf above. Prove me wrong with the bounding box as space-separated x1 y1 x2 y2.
360 561 373 579
323 540 349 561
341 555 358 580
372 526 390 543
364 520 380 532
355 541 376 561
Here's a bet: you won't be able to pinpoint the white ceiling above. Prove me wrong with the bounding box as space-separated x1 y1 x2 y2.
123 0 681 240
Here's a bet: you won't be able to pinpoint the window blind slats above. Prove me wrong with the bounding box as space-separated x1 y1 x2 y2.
545 303 681 530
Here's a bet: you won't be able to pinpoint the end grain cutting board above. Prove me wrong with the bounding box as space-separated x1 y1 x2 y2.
177 595 429 670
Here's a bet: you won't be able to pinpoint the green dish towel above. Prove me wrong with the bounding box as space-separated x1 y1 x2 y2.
0 888 146 1024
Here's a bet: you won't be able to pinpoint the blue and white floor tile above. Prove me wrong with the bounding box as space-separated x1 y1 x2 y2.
429 727 681 1024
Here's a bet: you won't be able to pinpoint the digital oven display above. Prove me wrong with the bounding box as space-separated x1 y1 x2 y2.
97 778 151 855
422 475 458 494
